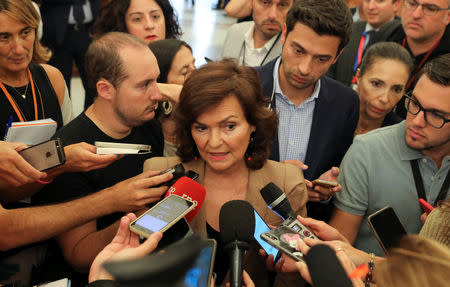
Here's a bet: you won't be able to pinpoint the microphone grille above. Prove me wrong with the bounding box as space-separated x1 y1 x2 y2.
260 182 284 205
219 200 255 244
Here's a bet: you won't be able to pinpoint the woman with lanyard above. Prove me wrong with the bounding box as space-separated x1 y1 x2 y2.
0 0 72 137
0 0 119 196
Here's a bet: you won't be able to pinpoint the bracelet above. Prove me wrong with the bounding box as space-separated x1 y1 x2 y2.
365 252 375 286
37 179 53 184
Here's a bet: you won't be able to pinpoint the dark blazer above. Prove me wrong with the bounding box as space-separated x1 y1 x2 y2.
41 0 101 46
255 58 359 221
327 21 367 87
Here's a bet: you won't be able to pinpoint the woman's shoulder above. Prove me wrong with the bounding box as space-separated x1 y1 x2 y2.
143 156 181 171
254 160 305 188
39 64 65 106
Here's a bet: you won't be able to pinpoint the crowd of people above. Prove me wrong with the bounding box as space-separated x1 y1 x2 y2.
0 0 449 286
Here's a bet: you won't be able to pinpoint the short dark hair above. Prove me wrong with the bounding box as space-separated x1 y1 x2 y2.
174 59 278 170
285 0 353 53
92 0 182 40
85 32 148 93
148 39 192 83
416 54 450 87
359 42 414 77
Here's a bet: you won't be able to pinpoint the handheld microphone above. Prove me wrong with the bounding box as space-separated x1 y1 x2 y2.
164 176 206 222
304 245 353 287
219 200 255 287
260 182 296 220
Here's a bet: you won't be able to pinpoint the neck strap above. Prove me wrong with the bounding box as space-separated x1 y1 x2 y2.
410 159 450 206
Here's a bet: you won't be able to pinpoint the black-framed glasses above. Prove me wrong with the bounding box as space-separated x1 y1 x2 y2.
404 94 450 129
404 0 450 16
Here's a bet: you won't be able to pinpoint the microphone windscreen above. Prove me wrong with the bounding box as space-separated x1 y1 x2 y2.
219 200 255 244
164 176 206 222
260 182 283 205
304 245 353 287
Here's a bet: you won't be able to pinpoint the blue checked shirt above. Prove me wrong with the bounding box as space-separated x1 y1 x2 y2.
272 58 321 163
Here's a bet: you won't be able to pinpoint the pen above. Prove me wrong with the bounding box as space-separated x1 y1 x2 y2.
4 115 13 139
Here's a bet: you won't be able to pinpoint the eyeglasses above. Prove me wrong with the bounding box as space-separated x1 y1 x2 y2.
404 94 450 129
404 0 450 16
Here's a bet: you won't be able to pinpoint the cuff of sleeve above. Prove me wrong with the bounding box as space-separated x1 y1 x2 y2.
333 200 366 217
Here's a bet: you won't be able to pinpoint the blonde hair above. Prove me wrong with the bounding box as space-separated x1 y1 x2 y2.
419 199 450 247
0 0 51 63
376 235 450 287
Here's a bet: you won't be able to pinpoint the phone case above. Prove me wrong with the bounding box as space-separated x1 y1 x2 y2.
261 225 305 262
129 195 195 238
312 179 338 188
19 138 66 171
419 199 434 215
367 206 407 256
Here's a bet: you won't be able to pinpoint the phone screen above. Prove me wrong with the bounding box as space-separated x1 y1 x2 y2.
254 210 279 262
369 207 407 253
184 240 216 287
131 195 194 234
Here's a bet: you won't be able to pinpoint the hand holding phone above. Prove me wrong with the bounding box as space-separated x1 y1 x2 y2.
129 194 195 238
312 179 339 188
18 138 66 171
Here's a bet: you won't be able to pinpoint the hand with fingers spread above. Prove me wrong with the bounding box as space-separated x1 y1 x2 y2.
88 213 163 283
0 141 46 188
62 142 122 173
305 167 341 202
104 170 173 213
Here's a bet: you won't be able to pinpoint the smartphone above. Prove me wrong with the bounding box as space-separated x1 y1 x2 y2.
253 210 280 263
419 199 434 215
261 225 304 262
157 163 186 187
312 179 338 188
367 206 407 255
19 138 66 171
130 194 195 237
281 217 318 240
183 239 217 287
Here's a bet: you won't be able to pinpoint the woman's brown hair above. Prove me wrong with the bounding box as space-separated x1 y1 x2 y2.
174 59 278 170
0 0 51 63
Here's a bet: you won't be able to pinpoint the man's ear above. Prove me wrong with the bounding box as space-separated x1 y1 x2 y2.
393 0 401 14
332 48 344 64
96 79 115 101
281 24 287 45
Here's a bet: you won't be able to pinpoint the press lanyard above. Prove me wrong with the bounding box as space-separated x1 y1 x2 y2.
402 37 441 90
0 69 38 122
242 33 281 67
410 159 450 206
350 30 373 86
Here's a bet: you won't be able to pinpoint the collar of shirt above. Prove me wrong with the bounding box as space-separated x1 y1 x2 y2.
244 23 279 53
68 1 94 24
272 57 321 107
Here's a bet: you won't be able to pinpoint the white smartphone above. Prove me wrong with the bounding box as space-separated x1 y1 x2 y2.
129 194 195 238
19 138 66 171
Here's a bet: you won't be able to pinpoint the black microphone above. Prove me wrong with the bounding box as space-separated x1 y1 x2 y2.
219 200 255 287
304 245 353 287
260 182 296 220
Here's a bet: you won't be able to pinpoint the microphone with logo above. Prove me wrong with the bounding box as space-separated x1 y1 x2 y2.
260 182 296 220
304 244 353 287
164 176 206 222
219 200 255 287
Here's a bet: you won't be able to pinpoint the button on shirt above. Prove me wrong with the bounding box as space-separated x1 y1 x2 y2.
240 23 279 67
272 57 321 163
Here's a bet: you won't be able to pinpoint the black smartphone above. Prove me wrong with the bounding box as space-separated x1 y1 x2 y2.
183 239 217 287
367 206 407 255
254 210 280 263
18 138 66 171
158 163 186 187
130 195 195 238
